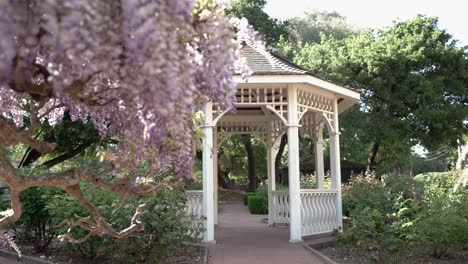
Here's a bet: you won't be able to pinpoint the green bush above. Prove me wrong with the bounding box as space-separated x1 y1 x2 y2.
12 187 63 254
411 171 468 257
112 186 204 263
48 181 204 262
243 192 256 205
339 174 419 263
340 171 467 262
247 196 267 214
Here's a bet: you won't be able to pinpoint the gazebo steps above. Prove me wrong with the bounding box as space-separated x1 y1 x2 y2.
303 232 336 249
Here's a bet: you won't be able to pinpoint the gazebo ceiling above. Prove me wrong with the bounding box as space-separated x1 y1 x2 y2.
234 43 360 113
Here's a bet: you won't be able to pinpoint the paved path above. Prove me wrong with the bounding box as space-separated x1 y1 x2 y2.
0 255 19 264
208 203 324 264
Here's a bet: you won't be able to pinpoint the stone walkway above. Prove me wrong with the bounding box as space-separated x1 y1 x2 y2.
208 203 324 264
0 255 20 264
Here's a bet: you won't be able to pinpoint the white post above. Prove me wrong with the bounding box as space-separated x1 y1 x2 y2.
329 98 343 231
202 102 215 243
287 85 302 242
314 123 325 189
213 128 218 225
267 122 276 226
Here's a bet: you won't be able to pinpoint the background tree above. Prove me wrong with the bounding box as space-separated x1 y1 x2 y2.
293 15 468 171
224 0 288 46
0 0 242 242
287 11 357 45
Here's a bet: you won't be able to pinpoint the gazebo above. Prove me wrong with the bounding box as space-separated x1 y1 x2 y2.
187 44 360 243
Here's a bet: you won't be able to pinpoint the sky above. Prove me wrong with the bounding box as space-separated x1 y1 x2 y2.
257 0 467 46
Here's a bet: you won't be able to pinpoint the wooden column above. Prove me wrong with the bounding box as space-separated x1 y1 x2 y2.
267 122 276 226
314 123 325 189
287 85 302 242
329 98 343 231
202 102 215 243
213 129 218 225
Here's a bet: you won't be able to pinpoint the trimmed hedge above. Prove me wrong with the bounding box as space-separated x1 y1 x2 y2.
247 196 267 214
243 192 256 205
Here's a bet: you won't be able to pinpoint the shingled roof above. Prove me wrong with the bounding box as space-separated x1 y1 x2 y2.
239 43 308 75
238 43 361 94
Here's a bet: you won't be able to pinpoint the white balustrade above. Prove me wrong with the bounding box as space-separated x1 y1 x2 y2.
271 189 339 236
186 190 203 218
300 189 338 236
188 189 339 237
271 190 290 224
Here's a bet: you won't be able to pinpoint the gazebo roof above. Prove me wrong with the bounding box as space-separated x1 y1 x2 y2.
239 44 308 75
233 43 361 113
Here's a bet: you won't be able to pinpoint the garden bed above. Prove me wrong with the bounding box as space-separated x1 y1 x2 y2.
1 242 206 264
318 246 468 264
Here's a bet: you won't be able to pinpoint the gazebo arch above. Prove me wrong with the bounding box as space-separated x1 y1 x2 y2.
198 44 360 243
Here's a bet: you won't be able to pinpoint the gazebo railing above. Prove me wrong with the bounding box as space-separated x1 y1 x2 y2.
272 189 339 236
187 189 339 237
186 190 203 217
185 190 203 232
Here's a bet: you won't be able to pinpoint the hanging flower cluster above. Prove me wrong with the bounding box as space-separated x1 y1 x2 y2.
0 0 249 241
0 0 242 177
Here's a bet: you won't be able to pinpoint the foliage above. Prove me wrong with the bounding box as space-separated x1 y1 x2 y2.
341 171 467 262
111 186 204 263
243 192 256 205
47 182 119 259
340 174 424 263
224 0 288 46
12 187 62 254
0 0 245 242
411 171 468 257
216 135 267 188
300 172 332 189
247 195 267 215
287 11 357 45
291 15 468 170
48 181 203 262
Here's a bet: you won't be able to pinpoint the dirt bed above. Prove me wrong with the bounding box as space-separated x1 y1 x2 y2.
2 243 205 264
319 246 468 264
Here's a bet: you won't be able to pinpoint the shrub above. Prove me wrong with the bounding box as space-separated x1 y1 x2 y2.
411 171 468 257
48 181 204 262
243 192 256 205
339 174 415 263
112 186 204 263
247 196 267 214
48 183 118 260
340 171 467 262
12 187 62 254
342 174 391 217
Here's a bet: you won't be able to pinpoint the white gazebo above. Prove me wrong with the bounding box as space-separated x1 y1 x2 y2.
187 44 360 243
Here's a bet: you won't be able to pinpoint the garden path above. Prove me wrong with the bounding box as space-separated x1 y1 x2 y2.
207 202 324 264
0 255 18 264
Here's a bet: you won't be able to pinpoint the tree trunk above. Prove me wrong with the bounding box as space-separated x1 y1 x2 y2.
275 133 287 185
242 135 257 191
367 141 380 172
41 142 93 168
217 168 232 189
